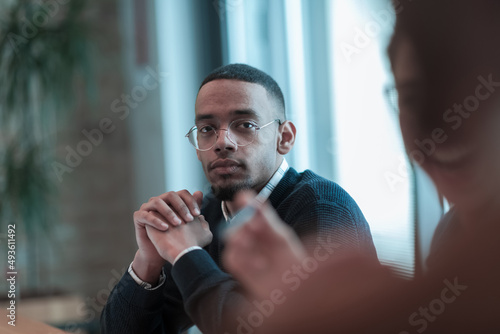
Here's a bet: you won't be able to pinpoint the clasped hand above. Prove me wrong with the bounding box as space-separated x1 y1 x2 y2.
146 215 212 264
134 190 213 265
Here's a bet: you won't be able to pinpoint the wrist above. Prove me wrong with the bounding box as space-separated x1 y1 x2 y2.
128 262 166 290
166 243 201 264
173 246 203 265
133 250 166 284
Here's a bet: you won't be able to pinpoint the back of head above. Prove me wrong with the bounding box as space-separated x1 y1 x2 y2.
200 63 286 120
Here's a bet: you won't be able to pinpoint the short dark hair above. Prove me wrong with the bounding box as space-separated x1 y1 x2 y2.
199 63 286 120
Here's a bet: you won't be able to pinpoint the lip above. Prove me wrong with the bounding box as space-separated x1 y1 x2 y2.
423 146 481 196
209 159 242 174
430 145 476 171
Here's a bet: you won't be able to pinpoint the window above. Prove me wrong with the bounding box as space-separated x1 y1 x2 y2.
220 0 415 275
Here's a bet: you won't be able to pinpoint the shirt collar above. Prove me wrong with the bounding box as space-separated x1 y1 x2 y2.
221 158 289 221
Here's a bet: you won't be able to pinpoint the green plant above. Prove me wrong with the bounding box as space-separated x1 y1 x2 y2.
0 0 93 291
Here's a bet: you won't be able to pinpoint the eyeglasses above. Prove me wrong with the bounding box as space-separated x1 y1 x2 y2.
185 118 282 151
384 85 399 114
385 84 429 116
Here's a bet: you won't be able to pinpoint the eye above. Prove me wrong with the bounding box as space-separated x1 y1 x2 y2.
395 84 426 115
199 125 215 134
399 93 425 114
234 120 257 130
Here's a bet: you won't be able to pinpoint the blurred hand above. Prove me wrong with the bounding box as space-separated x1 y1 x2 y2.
224 192 306 300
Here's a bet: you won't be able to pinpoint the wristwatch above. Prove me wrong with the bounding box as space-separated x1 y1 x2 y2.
128 262 166 290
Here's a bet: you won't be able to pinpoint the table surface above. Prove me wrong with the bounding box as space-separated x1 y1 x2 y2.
0 309 68 334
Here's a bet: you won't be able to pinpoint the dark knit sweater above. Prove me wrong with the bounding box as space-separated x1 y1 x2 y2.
101 168 377 334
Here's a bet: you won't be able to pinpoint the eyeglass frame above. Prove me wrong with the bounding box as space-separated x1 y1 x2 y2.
185 118 282 151
384 84 399 114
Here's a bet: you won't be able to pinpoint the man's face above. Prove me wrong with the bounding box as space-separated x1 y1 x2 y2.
194 79 282 201
393 36 500 210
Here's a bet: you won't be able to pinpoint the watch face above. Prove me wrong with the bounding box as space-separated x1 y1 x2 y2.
141 282 152 289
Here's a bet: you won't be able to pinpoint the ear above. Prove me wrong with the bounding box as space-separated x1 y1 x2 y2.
277 121 296 155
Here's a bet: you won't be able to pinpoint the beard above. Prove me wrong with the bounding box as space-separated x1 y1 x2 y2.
211 177 253 201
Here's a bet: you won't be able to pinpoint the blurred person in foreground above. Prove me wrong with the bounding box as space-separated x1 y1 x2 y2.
224 1 500 333
101 64 377 333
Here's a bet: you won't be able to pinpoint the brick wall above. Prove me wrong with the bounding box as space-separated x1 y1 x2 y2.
42 0 137 315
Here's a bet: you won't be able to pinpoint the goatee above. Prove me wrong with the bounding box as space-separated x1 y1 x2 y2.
212 181 253 201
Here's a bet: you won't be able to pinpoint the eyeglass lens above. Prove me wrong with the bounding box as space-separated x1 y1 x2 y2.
188 120 259 150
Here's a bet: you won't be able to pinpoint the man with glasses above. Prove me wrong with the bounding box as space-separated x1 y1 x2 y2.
101 64 377 334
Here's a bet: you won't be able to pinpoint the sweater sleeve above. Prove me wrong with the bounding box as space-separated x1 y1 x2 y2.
170 249 252 334
100 264 193 334
100 250 251 334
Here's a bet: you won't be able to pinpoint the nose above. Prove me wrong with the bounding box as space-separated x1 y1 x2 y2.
214 128 237 151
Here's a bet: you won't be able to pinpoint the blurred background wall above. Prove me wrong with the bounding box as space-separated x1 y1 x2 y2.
0 0 446 333
1 0 139 332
